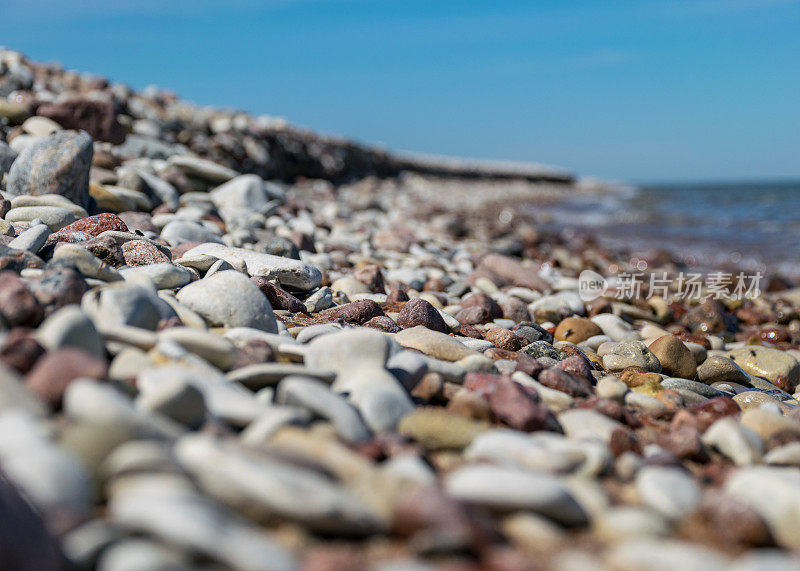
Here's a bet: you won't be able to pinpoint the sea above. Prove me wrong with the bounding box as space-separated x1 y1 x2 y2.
536 179 800 278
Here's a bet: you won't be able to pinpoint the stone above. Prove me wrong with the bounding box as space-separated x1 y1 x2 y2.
305 328 414 433
593 507 670 542
35 305 104 359
725 466 800 550
605 539 728 571
702 417 763 465
160 220 223 247
558 408 623 442
396 298 448 333
54 213 129 239
276 375 371 444
174 434 382 535
326 299 384 325
397 407 486 450
8 224 51 253
445 464 587 526
25 348 107 408
636 466 701 521
158 327 237 370
251 276 307 313
108 474 296 571
6 130 93 209
36 98 126 144
6 206 76 231
168 155 239 183
740 408 800 441
697 355 750 385
82 283 177 330
182 243 322 290
119 263 194 289
590 313 637 341
484 328 524 351
0 271 43 327
607 340 661 373
0 469 68 571
52 243 122 282
648 335 697 379
728 346 800 392
136 377 206 429
176 270 277 332
121 240 171 266
520 341 566 361
660 378 724 399
554 316 603 344
395 326 476 361
477 253 550 291
538 367 593 398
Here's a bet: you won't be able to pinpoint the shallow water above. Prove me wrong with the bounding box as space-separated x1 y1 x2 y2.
535 179 800 277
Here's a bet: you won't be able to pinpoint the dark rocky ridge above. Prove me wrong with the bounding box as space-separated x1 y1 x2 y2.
0 51 574 186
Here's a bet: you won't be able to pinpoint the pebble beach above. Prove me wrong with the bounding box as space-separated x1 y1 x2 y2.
2 49 800 570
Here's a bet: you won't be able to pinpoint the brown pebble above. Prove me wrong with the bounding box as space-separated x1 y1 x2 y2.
553 316 603 344
25 348 108 408
328 300 385 325
396 298 449 333
0 328 46 374
352 264 386 293
538 367 592 398
0 271 44 328
484 328 524 351
251 276 307 313
363 315 402 333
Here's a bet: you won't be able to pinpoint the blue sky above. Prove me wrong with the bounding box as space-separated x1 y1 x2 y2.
4 0 799 181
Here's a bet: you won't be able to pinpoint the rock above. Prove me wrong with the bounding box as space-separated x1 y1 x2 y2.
305 286 334 312
168 155 239 183
0 469 68 571
445 464 587 526
160 220 223 247
136 378 206 429
724 466 800 550
174 434 382 535
158 327 237 370
557 408 623 442
554 317 603 344
397 407 488 450
697 355 750 385
36 98 126 144
702 417 763 465
0 271 43 327
276 376 371 444
484 328 524 351
251 277 307 313
395 326 476 361
660 378 724 399
590 313 637 341
605 539 728 571
35 305 104 359
606 340 661 373
6 206 76 231
305 328 414 433
327 300 385 325
740 408 800 441
396 298 448 333
53 213 129 238
648 335 696 379
182 243 322 290
477 253 549 291
8 224 50 253
538 367 593 398
108 474 296 571
593 507 670 542
636 466 702 520
6 130 93 209
0 141 18 177
176 270 277 332
52 243 122 282
25 348 107 408
520 341 566 361
82 282 177 330
728 346 800 392
121 240 171 266
119 263 194 289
